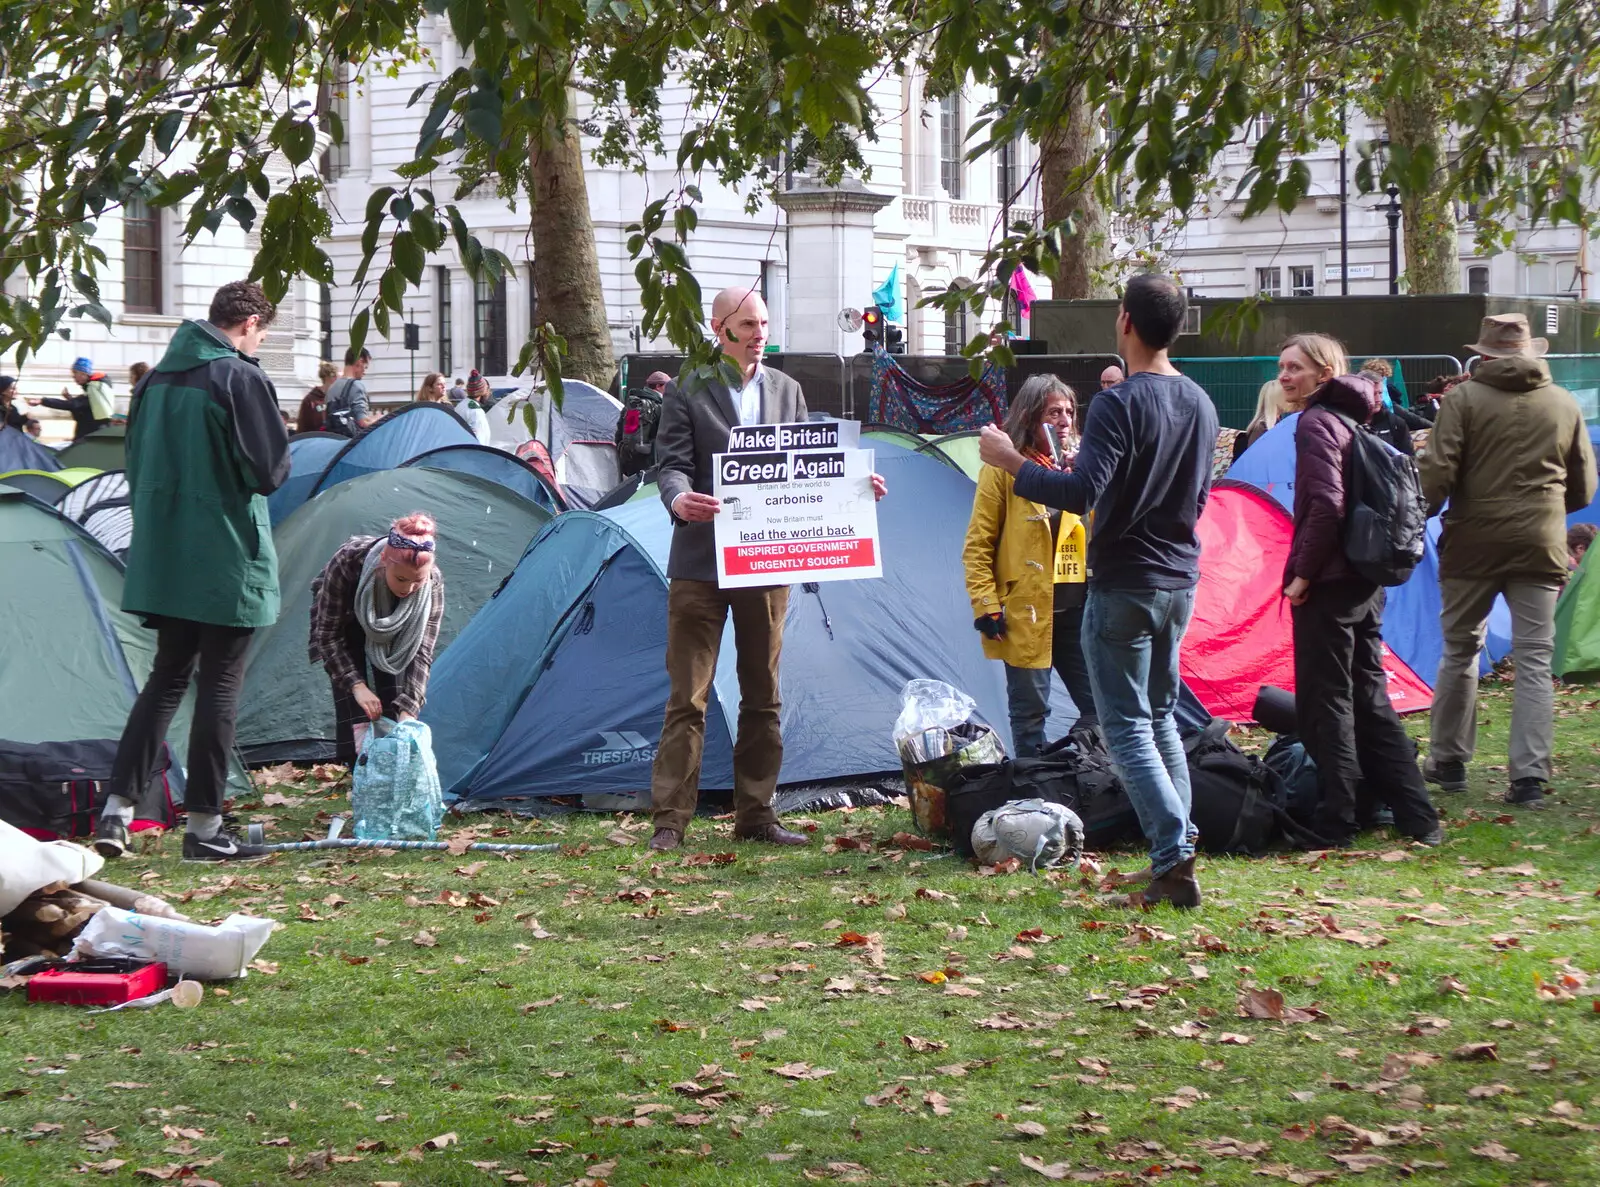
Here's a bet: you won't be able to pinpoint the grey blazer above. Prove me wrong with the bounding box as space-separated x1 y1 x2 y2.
656 367 808 581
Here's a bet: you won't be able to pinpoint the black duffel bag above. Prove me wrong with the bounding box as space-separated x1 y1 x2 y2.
944 728 1142 859
1184 721 1329 854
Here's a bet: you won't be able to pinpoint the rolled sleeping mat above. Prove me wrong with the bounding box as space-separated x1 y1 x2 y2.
1252 684 1299 736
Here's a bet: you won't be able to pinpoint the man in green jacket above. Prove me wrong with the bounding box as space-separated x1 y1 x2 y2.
95 281 291 862
1419 314 1597 811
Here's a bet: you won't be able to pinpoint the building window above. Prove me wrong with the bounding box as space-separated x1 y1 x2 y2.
474 272 507 376
318 63 351 180
1289 265 1316 297
943 300 968 355
1254 266 1282 298
1466 265 1489 295
939 93 963 200
436 266 453 375
123 197 162 314
997 138 1019 206
320 281 333 362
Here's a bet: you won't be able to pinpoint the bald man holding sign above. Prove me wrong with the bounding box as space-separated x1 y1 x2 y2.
648 286 886 851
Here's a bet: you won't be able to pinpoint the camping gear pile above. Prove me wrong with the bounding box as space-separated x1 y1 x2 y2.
1 819 185 962
893 674 1338 862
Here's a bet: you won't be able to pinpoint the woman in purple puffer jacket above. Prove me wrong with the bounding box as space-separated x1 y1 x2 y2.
1278 333 1441 849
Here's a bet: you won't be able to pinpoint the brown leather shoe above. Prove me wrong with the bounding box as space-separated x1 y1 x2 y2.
732 823 810 846
1136 856 1202 909
648 827 682 851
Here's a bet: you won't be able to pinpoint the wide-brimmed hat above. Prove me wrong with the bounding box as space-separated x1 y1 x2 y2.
1466 313 1547 359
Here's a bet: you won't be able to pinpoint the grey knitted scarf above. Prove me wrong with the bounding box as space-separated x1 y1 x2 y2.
354 541 433 676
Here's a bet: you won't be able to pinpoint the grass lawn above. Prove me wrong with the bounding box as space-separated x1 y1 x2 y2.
3 677 1599 1187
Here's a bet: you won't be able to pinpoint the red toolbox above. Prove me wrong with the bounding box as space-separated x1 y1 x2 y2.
26 959 168 1006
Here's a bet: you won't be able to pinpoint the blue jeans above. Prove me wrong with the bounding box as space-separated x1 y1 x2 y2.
1004 605 1099 758
1005 664 1052 758
1082 586 1197 876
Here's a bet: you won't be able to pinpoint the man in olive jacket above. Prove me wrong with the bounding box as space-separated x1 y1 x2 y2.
1420 314 1597 810
95 281 291 862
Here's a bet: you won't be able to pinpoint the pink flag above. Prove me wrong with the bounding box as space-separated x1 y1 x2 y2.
1009 267 1037 316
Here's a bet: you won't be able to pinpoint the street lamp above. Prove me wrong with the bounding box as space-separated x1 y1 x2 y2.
1371 134 1403 295
1383 182 1402 296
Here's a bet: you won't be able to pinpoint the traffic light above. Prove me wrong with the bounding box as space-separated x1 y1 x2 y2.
885 322 905 354
861 304 884 349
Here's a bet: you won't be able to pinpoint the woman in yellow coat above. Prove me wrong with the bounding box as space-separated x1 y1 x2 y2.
963 375 1097 756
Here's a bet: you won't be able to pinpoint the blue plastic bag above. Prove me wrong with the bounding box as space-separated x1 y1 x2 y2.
351 718 445 840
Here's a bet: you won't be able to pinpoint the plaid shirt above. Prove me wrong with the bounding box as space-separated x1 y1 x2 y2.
308 536 446 718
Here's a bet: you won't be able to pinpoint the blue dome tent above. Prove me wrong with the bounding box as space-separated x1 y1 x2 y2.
268 433 346 525
400 443 564 513
306 403 478 502
424 443 1112 805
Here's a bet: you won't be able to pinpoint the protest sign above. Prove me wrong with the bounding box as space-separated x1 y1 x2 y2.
713 420 880 588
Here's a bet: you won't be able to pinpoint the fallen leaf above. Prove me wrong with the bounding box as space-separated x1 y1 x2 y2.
1328 1153 1392 1171
1013 1121 1048 1138
1192 1137 1272 1159
1019 1153 1072 1179
1451 1042 1498 1062
104 1083 150 1090
520 996 563 1013
923 1090 952 1116
1467 1083 1512 1098
422 1132 458 1150
902 1035 948 1053
1471 1141 1519 1163
1217 1033 1254 1046
411 930 438 948
770 1062 835 1081
1436 974 1469 997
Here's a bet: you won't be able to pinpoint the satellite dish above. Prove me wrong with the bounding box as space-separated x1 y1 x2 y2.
837 308 864 333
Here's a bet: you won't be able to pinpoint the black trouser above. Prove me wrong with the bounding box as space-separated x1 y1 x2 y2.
330 620 401 763
1290 579 1438 841
1053 602 1098 728
109 617 253 817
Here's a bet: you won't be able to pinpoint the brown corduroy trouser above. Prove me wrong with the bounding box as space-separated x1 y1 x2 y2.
649 579 788 834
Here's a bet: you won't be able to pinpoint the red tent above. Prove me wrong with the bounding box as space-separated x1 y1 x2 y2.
1182 481 1432 722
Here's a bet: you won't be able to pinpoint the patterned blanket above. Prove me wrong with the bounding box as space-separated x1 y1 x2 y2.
868 350 1008 433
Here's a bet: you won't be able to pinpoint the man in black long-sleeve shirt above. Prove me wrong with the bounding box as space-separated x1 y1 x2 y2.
979 274 1217 907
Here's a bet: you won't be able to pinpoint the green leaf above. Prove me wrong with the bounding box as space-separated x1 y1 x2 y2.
282 120 316 166
392 231 425 285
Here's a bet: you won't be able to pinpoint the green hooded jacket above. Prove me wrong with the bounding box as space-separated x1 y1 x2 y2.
1419 355 1597 582
121 320 291 627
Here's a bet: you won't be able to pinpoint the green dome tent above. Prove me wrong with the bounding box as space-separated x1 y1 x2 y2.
0 486 245 831
57 424 127 472
236 467 552 763
1555 545 1600 680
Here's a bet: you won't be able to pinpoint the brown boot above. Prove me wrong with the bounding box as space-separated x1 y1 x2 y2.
648 826 683 851
1137 857 1201 910
732 823 810 846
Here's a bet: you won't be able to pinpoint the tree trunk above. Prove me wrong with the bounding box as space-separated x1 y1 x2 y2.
1039 84 1112 300
528 110 616 389
1384 86 1459 294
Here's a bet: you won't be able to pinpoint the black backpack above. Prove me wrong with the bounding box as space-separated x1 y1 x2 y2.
615 387 664 477
943 728 1142 859
1184 722 1329 854
1331 410 1426 586
0 740 178 840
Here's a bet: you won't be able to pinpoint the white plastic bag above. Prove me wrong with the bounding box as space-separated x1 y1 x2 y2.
893 679 979 749
71 908 274 980
0 819 104 916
